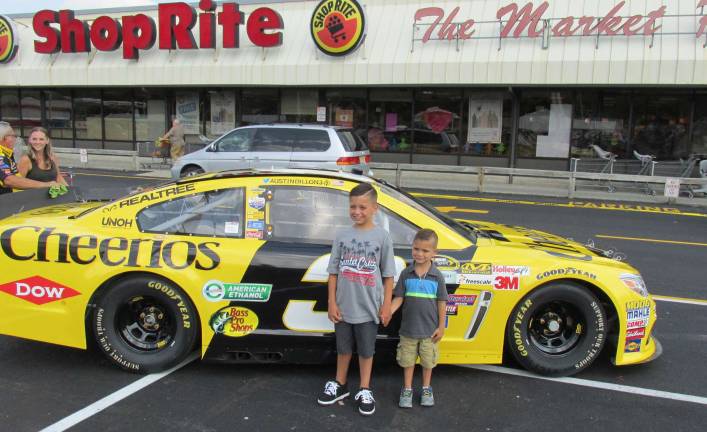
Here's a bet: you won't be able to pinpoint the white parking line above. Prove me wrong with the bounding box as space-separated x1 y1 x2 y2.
653 295 707 306
40 352 199 432
459 364 707 406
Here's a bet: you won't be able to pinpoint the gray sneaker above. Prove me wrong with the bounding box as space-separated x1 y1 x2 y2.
399 388 413 408
421 387 434 407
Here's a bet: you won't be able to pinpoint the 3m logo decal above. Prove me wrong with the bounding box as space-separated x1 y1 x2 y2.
310 0 366 56
494 275 519 290
0 276 80 305
0 15 19 64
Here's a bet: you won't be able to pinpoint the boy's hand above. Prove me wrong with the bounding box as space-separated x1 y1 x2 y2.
379 302 392 327
431 327 444 343
328 302 342 323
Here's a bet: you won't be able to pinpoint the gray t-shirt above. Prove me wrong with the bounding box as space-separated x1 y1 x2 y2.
327 225 396 324
394 263 448 338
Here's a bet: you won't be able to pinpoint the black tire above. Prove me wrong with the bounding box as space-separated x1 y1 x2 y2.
181 165 205 178
506 282 606 377
92 276 198 373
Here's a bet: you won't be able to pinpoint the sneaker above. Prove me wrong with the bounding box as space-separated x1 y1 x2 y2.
317 380 349 405
399 388 413 408
355 388 376 415
421 387 435 407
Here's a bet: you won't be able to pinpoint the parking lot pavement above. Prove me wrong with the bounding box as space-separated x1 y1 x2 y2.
1 171 706 431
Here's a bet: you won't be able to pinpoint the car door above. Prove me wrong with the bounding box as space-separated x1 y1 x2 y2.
206 128 256 172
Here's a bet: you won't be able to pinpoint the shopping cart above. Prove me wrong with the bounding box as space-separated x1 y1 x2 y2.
690 159 707 196
137 139 171 170
651 154 703 198
572 145 617 192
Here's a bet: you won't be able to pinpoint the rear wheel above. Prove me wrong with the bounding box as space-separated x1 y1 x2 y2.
181 165 204 177
92 276 198 373
506 282 606 377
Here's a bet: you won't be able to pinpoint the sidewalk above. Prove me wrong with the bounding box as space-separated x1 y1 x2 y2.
59 153 707 209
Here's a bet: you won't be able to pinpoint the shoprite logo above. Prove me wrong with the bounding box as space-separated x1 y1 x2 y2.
0 15 19 64
310 0 366 56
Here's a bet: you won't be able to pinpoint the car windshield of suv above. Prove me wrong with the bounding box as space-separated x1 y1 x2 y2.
337 130 368 152
378 182 476 242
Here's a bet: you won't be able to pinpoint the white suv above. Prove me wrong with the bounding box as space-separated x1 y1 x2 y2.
171 124 371 179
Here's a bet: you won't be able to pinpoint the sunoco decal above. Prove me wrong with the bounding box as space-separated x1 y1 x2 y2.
0 15 19 64
310 0 366 56
209 306 259 337
203 280 272 302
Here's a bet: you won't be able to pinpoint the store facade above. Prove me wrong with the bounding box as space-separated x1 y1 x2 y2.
1 0 706 170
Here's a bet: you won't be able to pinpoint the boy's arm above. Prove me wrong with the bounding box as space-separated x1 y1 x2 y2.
379 277 394 326
327 274 342 323
391 296 404 314
431 300 446 342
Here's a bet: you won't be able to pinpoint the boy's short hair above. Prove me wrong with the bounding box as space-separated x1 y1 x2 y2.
414 228 438 247
350 183 377 203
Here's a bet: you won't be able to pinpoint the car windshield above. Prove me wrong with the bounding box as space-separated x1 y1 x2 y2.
377 182 476 242
337 130 368 152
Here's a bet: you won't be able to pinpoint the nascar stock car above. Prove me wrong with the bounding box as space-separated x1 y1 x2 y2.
0 169 659 377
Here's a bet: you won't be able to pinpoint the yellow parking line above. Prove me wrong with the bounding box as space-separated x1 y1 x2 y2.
435 206 489 214
652 295 707 306
596 235 707 247
72 172 166 180
412 192 707 218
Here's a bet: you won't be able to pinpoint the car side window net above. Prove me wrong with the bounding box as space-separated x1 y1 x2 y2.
267 186 416 245
137 188 245 237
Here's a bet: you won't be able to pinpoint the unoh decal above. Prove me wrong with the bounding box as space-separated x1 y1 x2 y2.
310 0 366 56
209 306 259 337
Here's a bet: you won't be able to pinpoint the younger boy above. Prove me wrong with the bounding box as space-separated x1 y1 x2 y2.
391 228 448 408
317 183 396 416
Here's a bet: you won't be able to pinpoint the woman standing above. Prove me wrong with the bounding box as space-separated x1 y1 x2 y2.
162 118 185 162
0 122 58 194
17 127 67 185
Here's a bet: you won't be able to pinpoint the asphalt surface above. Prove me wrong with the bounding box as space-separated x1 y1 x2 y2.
1 169 706 432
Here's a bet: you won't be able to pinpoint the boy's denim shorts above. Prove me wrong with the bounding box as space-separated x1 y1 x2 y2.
335 321 378 358
396 335 439 369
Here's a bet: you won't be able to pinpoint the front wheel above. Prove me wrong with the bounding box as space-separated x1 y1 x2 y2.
181 166 205 178
506 282 606 377
92 276 198 373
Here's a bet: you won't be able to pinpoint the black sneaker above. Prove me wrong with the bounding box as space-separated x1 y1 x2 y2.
317 380 350 405
355 388 376 415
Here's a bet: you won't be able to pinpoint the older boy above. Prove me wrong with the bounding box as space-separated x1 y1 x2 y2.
317 183 396 416
391 228 447 408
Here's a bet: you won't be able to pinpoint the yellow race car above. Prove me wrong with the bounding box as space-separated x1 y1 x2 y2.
0 169 659 376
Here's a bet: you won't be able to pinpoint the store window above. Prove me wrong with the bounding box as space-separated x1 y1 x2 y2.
242 89 279 125
571 90 630 159
204 89 236 137
692 92 707 156
281 89 318 123
632 92 691 160
367 89 412 153
20 90 41 137
0 90 20 130
413 89 462 154
518 90 573 158
175 91 201 135
326 89 366 136
103 89 133 141
74 89 102 141
137 188 245 238
463 91 512 157
135 88 166 143
44 89 73 144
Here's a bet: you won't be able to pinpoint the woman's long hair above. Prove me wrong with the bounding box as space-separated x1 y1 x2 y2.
28 127 55 170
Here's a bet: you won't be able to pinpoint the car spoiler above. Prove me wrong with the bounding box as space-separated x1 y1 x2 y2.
0 188 86 220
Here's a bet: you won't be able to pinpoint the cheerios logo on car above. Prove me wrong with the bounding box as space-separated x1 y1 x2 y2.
310 0 366 57
0 15 19 64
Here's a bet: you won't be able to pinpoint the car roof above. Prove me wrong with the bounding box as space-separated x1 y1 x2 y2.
235 123 350 131
176 168 379 186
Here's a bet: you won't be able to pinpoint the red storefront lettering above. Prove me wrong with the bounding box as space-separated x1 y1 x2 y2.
496 2 549 38
246 7 283 47
158 2 197 50
414 7 475 43
59 10 90 53
33 10 61 54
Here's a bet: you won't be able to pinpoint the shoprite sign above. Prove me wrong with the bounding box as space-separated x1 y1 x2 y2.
0 15 18 63
414 1 707 43
31 1 284 59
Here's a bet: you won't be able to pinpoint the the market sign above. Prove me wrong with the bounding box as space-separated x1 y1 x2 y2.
414 1 707 45
0 15 19 63
32 1 284 60
310 0 366 56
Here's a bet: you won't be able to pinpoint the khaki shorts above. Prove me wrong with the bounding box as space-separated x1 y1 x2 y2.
396 335 439 369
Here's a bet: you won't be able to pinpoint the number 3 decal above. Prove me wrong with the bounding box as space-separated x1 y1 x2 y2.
282 300 334 333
